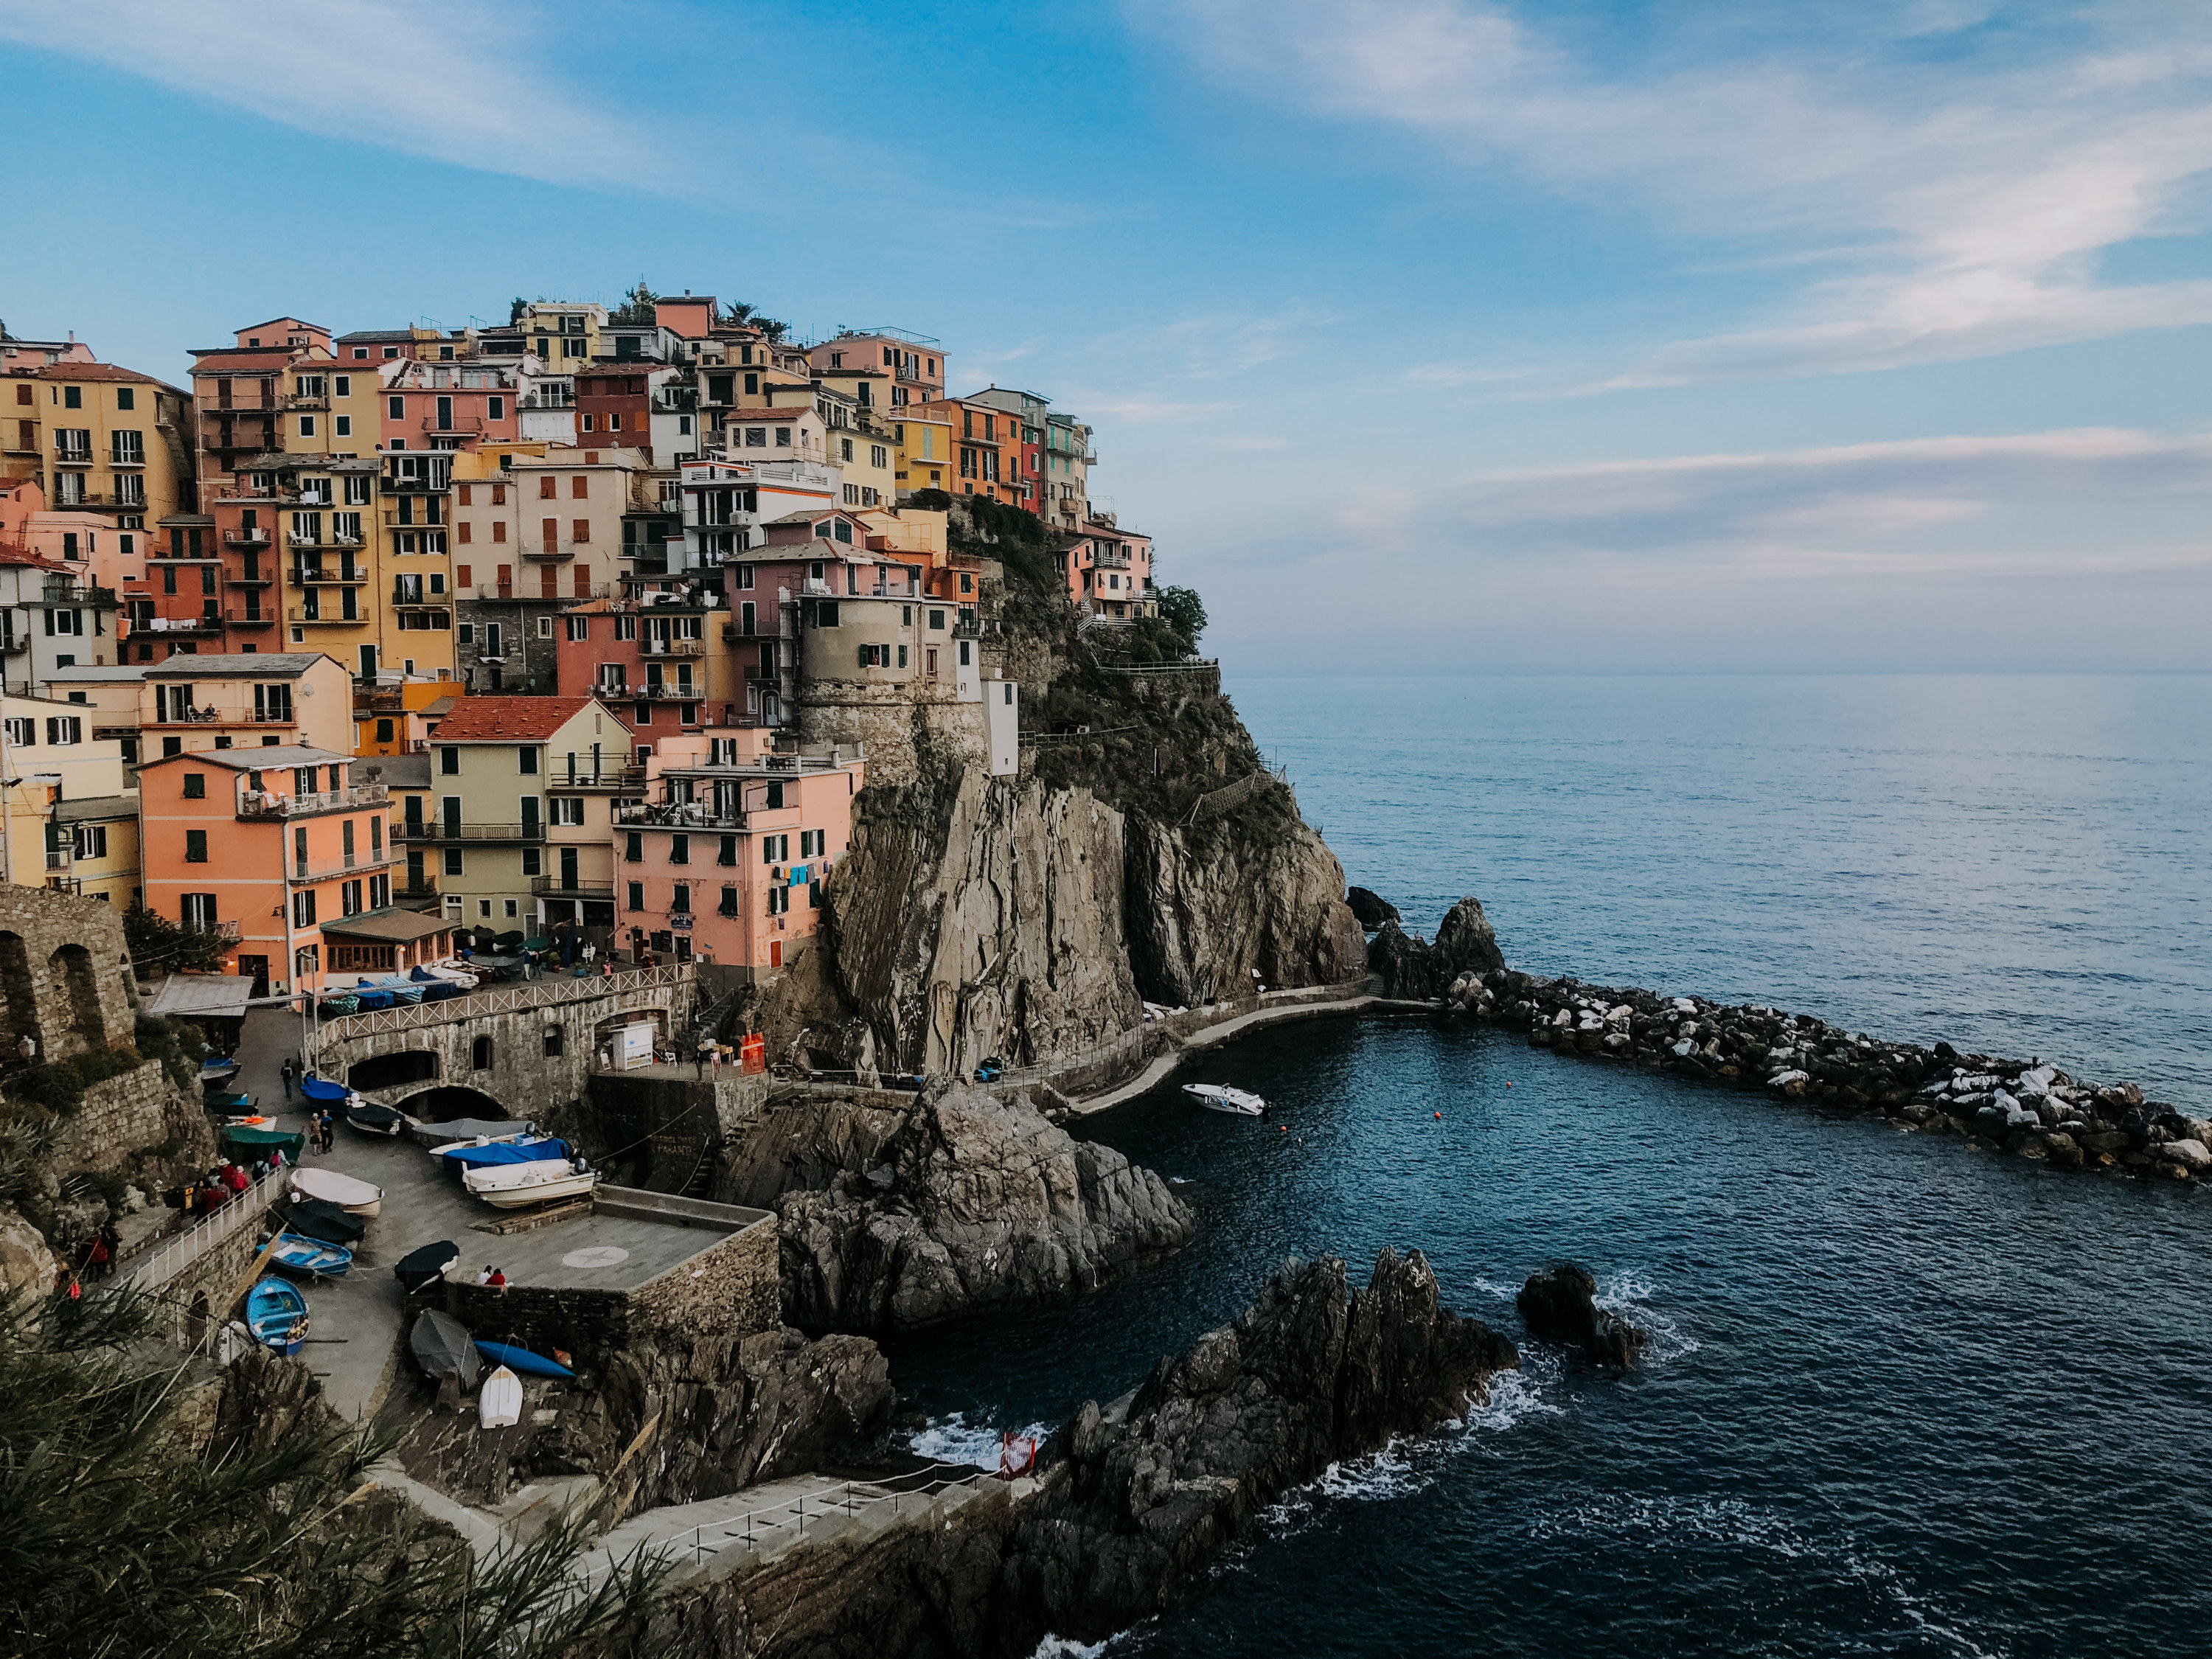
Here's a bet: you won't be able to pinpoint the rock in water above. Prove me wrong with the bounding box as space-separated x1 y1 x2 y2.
1433 896 1506 977
998 1249 1517 1645
1517 1263 1646 1368
778 1084 1194 1334
1346 886 1402 933
1367 919 1438 998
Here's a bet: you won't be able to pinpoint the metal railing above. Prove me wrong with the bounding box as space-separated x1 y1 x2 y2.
316 962 692 1045
124 1175 278 1291
616 804 745 830
672 1470 992 1568
531 877 615 897
239 782 387 818
395 821 544 843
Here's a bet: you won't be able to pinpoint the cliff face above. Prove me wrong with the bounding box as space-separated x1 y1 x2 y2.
829 774 1143 1078
1124 811 1366 1006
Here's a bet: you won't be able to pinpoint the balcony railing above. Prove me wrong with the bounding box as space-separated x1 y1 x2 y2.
238 782 388 819
521 544 575 562
640 639 705 657
182 919 243 944
134 614 232 636
530 877 615 897
420 416 485 434
630 684 700 702
551 767 645 790
288 565 368 585
151 709 293 728
616 804 747 831
285 606 364 625
41 583 117 606
395 821 545 844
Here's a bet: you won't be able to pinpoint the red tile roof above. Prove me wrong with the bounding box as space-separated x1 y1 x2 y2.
428 695 630 742
189 350 305 373
13 362 173 386
722 408 815 422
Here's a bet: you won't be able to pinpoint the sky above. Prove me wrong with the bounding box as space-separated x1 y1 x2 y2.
5 0 2211 673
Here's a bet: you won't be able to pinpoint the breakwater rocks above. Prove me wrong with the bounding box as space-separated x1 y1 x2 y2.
776 1083 1194 1335
1368 897 1506 1000
665 1248 1515 1659
1416 908 2206 1181
1517 1263 1645 1368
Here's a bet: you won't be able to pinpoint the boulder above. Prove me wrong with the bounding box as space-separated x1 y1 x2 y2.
1366 920 1439 999
0 1201 60 1309
1516 1263 1645 1368
1345 887 1401 933
2160 1138 2211 1173
778 1084 1194 1334
1433 897 1507 977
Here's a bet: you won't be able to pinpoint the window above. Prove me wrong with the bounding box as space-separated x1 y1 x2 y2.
566 613 588 641
745 427 766 448
572 518 590 543
489 395 505 420
389 396 404 420
63 386 81 409
299 415 317 437
768 883 789 916
184 830 207 863
841 437 854 462
542 1027 563 1057
472 1036 493 1071
764 782 785 810
627 880 644 910
293 890 317 926
776 427 792 448
182 772 205 799
720 884 740 916
518 745 538 775
550 796 583 826
671 882 691 913
536 615 552 639
762 832 788 863
571 476 589 499
45 716 82 745
116 386 135 411
625 831 643 863
872 444 888 469
439 745 459 774
719 834 738 866
341 880 363 917
734 565 754 590
73 824 108 860
443 848 463 876
669 833 689 865
0 718 30 746
800 829 824 858
521 847 540 876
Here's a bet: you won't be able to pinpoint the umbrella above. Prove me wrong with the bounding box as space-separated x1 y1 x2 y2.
394 1239 459 1296
411 1309 481 1388
284 1197 366 1245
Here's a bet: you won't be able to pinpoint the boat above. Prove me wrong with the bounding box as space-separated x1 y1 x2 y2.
479 1365 524 1428
462 1160 595 1208
221 1122 306 1162
208 1091 253 1110
1183 1083 1268 1116
199 1059 240 1088
317 994 361 1018
268 1231 353 1279
246 1277 310 1355
283 1197 366 1245
288 1166 383 1217
299 1074 352 1105
411 1308 481 1388
409 1116 533 1150
475 1339 575 1380
393 1239 459 1296
436 1135 569 1172
344 1102 408 1137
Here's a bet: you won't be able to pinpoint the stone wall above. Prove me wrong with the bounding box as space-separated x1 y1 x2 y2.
45 1060 195 1176
0 883 139 1065
565 1070 773 1192
793 672 989 788
442 1198 779 1371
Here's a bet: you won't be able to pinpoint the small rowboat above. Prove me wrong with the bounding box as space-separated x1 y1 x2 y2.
479 1366 524 1429
345 1102 408 1137
462 1160 595 1208
411 1308 480 1387
1183 1083 1268 1116
285 1197 366 1245
200 1059 241 1088
246 1276 310 1354
475 1338 574 1380
268 1231 352 1279
289 1166 383 1217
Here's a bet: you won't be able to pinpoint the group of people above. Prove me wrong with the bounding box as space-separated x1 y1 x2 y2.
184 1158 265 1214
476 1265 509 1291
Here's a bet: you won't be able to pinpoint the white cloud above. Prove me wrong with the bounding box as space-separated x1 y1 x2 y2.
0 0 658 187
1136 1 2212 385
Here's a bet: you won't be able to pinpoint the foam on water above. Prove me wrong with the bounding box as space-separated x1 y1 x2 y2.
908 1411 1054 1470
1593 1267 1700 1366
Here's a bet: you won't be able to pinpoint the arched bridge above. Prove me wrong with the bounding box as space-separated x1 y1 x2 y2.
310 964 695 1119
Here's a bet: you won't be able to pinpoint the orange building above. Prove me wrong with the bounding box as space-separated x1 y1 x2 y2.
138 742 404 995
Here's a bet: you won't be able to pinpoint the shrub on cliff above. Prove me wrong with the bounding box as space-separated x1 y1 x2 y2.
132 1012 205 1090
0 1288 673 1658
4 1046 145 1120
122 902 229 978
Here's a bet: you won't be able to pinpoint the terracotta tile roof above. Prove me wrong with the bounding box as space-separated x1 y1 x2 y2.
429 695 630 741
722 408 815 422
16 362 174 386
189 350 302 373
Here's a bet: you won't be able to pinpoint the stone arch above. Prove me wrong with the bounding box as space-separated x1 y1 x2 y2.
48 944 105 1053
396 1084 509 1123
0 931 36 1057
347 1050 439 1093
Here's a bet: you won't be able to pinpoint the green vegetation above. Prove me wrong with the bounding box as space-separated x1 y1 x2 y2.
123 902 229 978
723 299 789 342
133 1012 206 1091
1155 584 1207 650
608 278 659 325
0 1290 672 1658
4 1045 146 1120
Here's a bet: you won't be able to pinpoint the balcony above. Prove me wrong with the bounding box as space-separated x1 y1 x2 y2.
550 766 645 790
41 582 117 607
226 572 274 588
395 821 545 844
640 638 705 657
616 803 746 832
390 582 445 607
0 637 25 655
420 415 485 436
238 782 388 819
380 473 451 496
135 615 231 638
521 543 574 562
631 683 701 702
182 919 243 945
530 877 615 898
285 394 330 411
287 566 368 586
285 606 364 626
150 709 293 729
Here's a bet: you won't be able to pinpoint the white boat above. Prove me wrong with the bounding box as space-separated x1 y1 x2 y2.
1183 1083 1267 1116
288 1166 385 1217
462 1159 597 1208
479 1365 524 1429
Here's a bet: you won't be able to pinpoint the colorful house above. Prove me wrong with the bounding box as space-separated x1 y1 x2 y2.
1061 515 1156 620
807 330 945 409
138 652 353 765
4 358 195 535
0 689 139 905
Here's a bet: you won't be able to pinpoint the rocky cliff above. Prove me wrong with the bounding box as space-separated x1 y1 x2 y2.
776 1082 1193 1335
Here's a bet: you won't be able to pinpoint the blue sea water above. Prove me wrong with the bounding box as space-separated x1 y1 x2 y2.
887 675 2212 1657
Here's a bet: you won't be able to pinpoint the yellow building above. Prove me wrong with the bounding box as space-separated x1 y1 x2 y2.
892 408 956 494
518 302 608 369
0 689 139 905
276 357 391 459
4 361 194 538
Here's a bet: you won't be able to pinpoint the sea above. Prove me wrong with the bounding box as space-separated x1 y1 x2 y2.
887 675 2212 1658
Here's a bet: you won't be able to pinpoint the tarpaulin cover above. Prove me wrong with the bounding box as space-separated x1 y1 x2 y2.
438 1137 569 1169
408 1116 534 1147
411 1308 481 1388
220 1124 306 1161
283 1197 366 1245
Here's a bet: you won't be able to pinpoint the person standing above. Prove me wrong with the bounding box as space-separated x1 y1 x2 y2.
279 1058 296 1102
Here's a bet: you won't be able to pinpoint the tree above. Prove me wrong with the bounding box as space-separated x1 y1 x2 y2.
509 295 529 325
1155 584 1208 650
608 279 658 326
0 1289 672 1658
722 300 789 343
122 902 228 978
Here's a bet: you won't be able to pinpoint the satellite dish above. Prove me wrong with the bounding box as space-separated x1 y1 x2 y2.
299 684 314 696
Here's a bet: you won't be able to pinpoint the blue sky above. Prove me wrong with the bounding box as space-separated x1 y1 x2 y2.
6 0 2211 672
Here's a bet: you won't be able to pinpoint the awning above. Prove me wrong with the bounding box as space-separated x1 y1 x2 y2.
319 910 454 945
143 975 255 1020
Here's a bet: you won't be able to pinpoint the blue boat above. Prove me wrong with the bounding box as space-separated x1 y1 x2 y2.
300 1074 351 1104
246 1277 310 1354
268 1232 352 1279
438 1136 569 1172
474 1338 573 1380
353 988 395 1012
419 980 461 1003
200 1059 240 1088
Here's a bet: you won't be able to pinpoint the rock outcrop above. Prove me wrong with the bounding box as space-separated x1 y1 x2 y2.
1516 1263 1644 1368
1123 813 1366 1006
658 1249 1516 1659
1368 897 1506 999
827 773 1144 1079
777 1084 1193 1335
1346 886 1401 933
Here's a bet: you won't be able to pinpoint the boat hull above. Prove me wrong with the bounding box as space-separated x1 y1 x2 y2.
469 1171 596 1208
476 1338 575 1380
268 1232 352 1279
479 1366 524 1429
1183 1084 1267 1116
